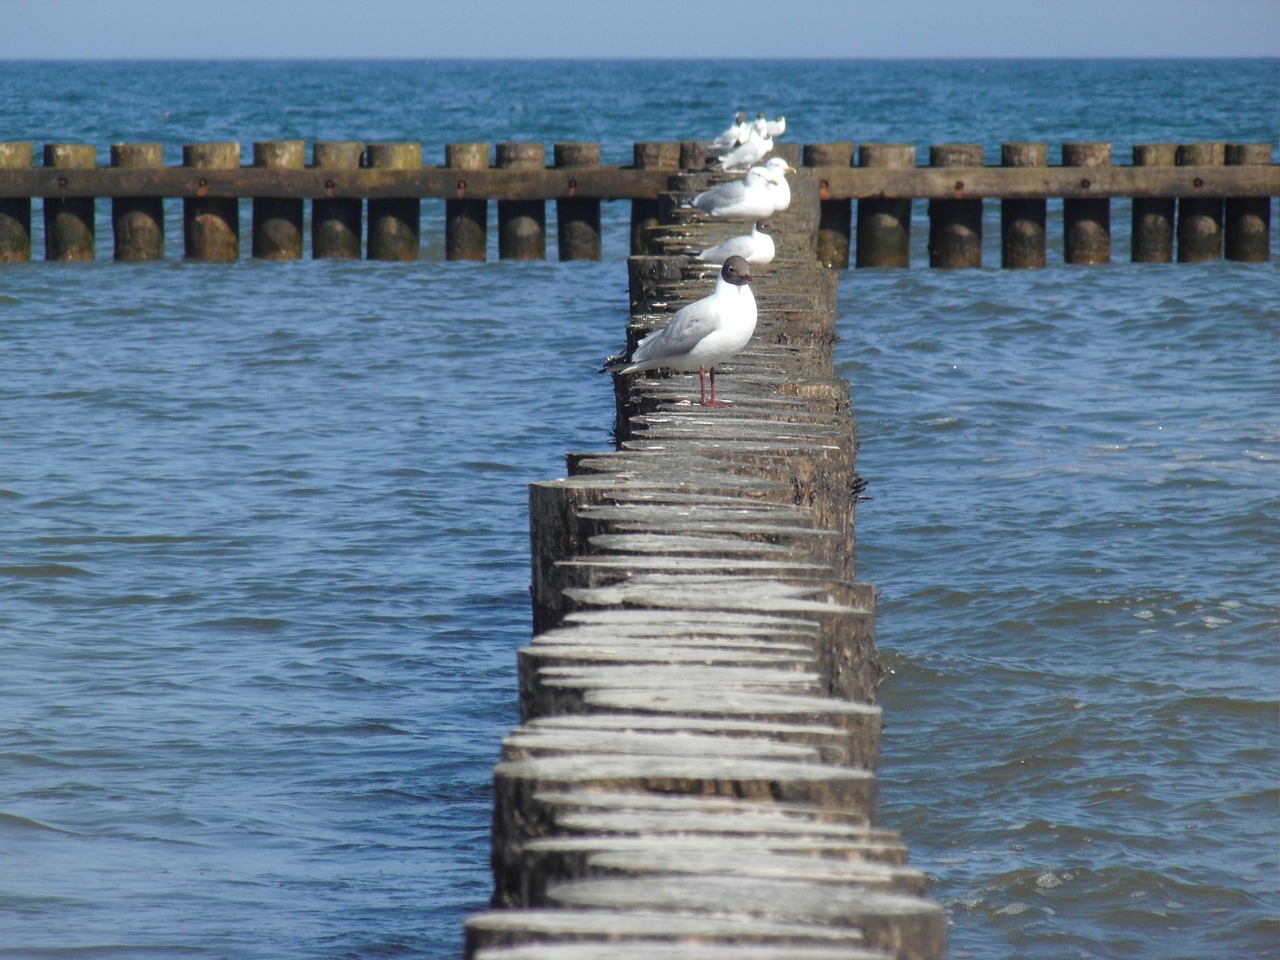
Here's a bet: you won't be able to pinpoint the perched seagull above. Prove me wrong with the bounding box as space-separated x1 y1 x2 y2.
709 111 748 152
687 167 780 218
765 115 786 138
718 125 772 171
602 256 757 408
752 156 796 212
697 220 777 265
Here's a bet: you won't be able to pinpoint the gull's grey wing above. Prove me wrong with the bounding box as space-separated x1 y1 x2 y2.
632 299 721 363
692 180 746 212
699 234 752 262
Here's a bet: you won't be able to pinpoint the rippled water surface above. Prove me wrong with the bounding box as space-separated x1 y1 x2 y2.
0 59 1276 959
841 261 1278 958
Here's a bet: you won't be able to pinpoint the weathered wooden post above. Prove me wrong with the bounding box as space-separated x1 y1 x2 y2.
1224 142 1272 262
680 141 707 171
252 139 304 260
1131 143 1177 262
630 141 679 256
44 143 96 261
927 143 983 268
496 141 546 260
445 142 489 261
804 142 854 269
183 142 240 261
855 143 914 268
110 142 165 261
773 142 801 168
1062 141 1111 265
554 142 601 261
1176 141 1225 263
366 142 421 261
1001 141 1047 268
311 140 363 259
0 142 33 262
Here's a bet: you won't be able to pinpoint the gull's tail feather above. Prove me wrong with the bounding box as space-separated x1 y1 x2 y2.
600 353 629 374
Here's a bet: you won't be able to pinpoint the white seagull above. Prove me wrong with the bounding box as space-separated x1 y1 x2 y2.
602 256 757 407
765 115 786 138
709 111 748 152
718 125 772 171
752 156 796 212
697 220 777 265
687 167 780 218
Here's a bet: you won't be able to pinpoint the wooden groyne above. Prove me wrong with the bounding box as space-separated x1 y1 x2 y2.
0 138 1273 265
463 170 947 958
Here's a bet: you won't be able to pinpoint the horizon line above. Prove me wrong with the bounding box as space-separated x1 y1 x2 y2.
3 54 1277 62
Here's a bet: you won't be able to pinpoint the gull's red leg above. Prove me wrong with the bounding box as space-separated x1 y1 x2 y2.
705 367 730 407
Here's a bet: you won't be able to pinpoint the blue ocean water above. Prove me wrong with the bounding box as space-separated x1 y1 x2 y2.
0 60 1276 959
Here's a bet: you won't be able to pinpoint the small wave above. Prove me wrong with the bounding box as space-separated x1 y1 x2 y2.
0 811 80 835
38 533 211 546
192 616 291 632
1243 448 1279 462
1155 695 1279 723
92 593 166 607
0 563 90 578
0 945 211 958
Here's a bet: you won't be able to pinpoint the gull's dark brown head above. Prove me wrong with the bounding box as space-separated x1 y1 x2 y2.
722 255 753 286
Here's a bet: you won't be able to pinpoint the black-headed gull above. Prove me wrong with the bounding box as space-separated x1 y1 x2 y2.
765 115 786 138
709 111 748 152
687 167 779 218
602 256 757 407
697 220 777 265
718 125 772 172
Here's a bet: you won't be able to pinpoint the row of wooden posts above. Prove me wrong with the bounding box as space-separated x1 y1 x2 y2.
813 140 1273 267
0 139 1273 267
466 167 949 958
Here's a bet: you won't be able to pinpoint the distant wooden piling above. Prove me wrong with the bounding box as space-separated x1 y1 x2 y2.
183 142 240 261
310 140 364 259
0 142 33 261
927 143 983 268
111 143 165 261
1001 141 1048 268
630 142 679 256
251 140 304 260
445 142 489 261
0 134 1273 267
1225 142 1272 262
805 141 855 269
856 143 914 268
555 142 602 261
44 143 96 261
1132 143 1177 262
497 141 547 260
679 141 707 171
366 142 421 260
773 142 801 169
1062 141 1111 264
1176 141 1225 263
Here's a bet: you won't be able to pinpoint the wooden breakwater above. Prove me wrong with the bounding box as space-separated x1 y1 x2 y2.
462 170 948 958
0 138 1273 266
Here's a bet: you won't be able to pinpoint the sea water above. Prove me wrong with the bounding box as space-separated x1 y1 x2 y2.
0 59 1276 958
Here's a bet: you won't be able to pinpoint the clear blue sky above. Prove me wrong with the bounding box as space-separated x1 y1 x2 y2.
1 0 1277 59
